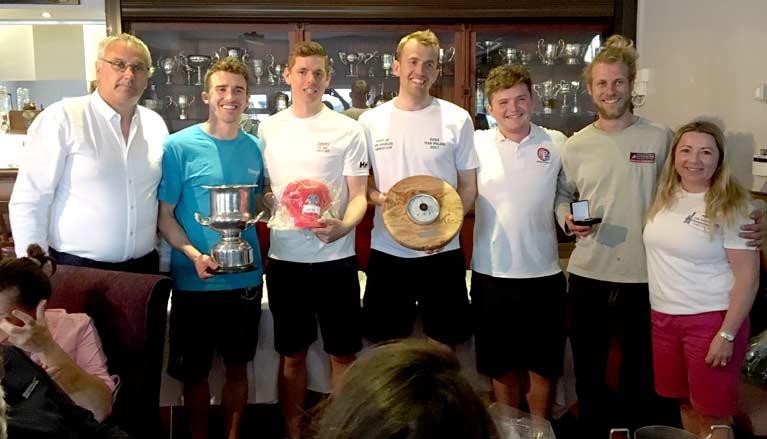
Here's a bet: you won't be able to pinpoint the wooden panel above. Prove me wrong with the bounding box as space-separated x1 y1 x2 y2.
121 0 615 21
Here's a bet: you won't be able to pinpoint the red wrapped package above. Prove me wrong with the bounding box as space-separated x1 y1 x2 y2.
281 179 333 228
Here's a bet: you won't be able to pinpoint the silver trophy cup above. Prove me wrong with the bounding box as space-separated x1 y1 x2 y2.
500 47 521 65
215 46 249 63
195 184 264 273
533 80 562 114
166 94 196 120
381 53 394 77
187 54 212 85
252 59 266 85
562 43 588 65
537 38 565 66
157 55 180 85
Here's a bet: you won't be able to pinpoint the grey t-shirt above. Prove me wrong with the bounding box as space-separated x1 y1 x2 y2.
555 117 672 283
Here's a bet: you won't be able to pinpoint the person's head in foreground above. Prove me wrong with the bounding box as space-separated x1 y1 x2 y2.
309 340 499 439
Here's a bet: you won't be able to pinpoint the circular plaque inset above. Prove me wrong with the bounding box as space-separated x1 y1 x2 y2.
406 193 440 225
382 175 463 251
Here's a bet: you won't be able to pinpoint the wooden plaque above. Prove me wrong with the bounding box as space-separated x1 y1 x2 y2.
382 175 463 251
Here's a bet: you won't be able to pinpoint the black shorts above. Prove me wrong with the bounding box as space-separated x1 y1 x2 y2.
167 286 263 383
363 249 472 345
470 271 566 378
266 256 362 357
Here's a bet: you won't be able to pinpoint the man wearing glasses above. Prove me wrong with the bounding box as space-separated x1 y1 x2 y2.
10 33 168 274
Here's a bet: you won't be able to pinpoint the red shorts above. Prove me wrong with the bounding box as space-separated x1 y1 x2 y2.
651 310 749 417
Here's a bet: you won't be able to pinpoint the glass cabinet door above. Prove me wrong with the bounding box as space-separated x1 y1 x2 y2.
471 24 610 135
128 22 296 134
305 25 463 111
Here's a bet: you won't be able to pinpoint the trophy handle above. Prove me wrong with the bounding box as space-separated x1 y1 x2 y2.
165 96 175 107
537 38 545 59
266 53 275 67
557 39 565 57
553 84 562 96
194 212 211 226
188 96 196 105
247 210 267 225
447 47 456 62
338 52 348 65
242 53 250 63
533 83 542 98
363 51 378 64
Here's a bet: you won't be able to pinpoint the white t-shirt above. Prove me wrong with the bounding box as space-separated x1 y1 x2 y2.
358 98 478 258
258 106 369 263
472 124 566 278
643 190 755 315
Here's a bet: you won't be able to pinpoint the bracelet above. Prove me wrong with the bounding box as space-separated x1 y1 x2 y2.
719 330 735 342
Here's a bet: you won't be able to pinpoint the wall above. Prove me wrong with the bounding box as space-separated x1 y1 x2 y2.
636 0 767 190
0 26 35 80
33 25 86 80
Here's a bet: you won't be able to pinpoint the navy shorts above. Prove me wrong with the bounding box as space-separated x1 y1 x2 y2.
363 249 472 346
266 256 362 357
471 271 566 378
167 286 263 383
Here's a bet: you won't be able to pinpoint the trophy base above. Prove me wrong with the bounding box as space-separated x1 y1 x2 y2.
213 264 258 274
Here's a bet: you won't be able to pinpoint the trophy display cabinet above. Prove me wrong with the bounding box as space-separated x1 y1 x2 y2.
115 0 636 136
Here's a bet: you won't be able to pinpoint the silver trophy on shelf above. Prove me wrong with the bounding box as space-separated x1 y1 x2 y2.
519 51 534 65
338 52 362 77
252 58 266 85
195 184 264 273
476 38 503 63
157 55 181 85
178 53 194 85
186 54 212 85
381 53 394 77
533 80 561 114
556 80 572 114
570 80 583 114
166 94 196 120
273 64 285 84
562 43 589 65
143 98 163 113
537 38 565 66
265 53 277 85
439 47 455 75
499 47 521 65
215 46 249 62
338 52 376 78
363 51 379 77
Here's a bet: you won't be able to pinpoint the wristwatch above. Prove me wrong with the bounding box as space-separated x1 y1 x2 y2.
719 331 735 342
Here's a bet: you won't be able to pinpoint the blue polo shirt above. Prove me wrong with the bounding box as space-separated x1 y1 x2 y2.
159 124 264 291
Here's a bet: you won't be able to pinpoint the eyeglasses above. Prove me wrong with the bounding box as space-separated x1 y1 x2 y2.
100 58 153 76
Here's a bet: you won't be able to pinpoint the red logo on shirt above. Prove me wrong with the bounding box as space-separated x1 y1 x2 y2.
629 152 655 163
537 147 551 163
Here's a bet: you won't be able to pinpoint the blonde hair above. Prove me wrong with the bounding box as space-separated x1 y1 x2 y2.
288 41 330 75
396 29 440 60
203 56 250 93
97 33 153 71
484 65 532 103
647 120 748 228
583 34 637 85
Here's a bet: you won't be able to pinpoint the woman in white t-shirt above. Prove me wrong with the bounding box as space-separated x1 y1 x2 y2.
643 121 759 436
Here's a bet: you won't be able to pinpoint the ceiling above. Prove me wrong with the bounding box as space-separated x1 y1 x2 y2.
0 0 105 21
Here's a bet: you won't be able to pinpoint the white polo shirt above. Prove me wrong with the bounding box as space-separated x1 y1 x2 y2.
472 124 566 278
10 91 167 262
359 98 478 258
258 106 369 263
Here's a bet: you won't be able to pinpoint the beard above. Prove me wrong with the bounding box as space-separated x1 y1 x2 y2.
593 96 631 120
